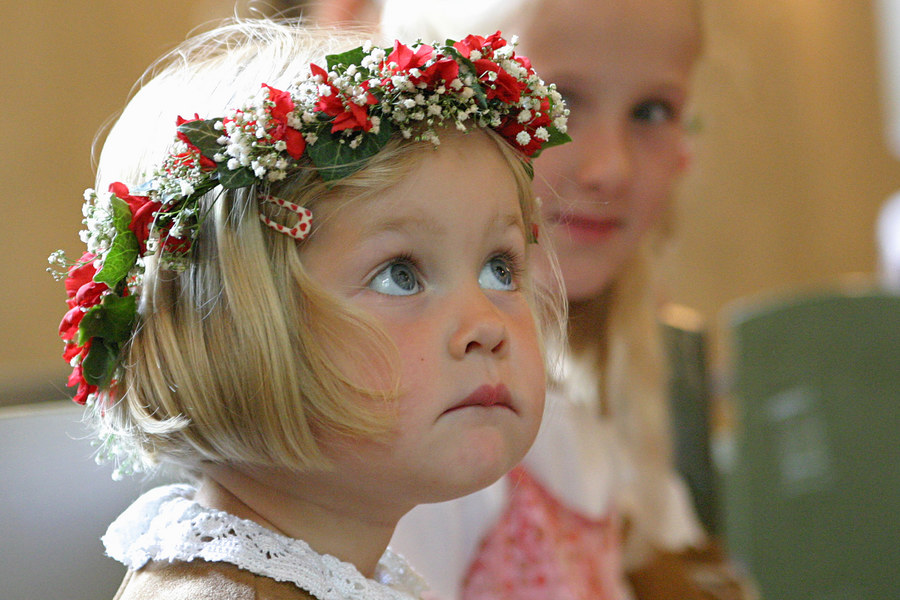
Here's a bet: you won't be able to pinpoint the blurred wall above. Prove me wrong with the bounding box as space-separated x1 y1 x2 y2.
669 2 900 362
1 1 899 404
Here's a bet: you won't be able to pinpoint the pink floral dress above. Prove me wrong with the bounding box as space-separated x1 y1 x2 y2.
461 466 625 600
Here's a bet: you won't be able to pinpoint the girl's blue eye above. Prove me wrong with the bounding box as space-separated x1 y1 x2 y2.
369 261 420 296
633 100 675 124
479 256 517 291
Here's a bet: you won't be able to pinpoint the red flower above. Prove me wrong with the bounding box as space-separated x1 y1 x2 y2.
496 95 553 157
59 255 107 404
310 64 376 133
386 41 433 72
418 56 459 87
109 182 162 255
59 306 86 342
262 84 306 159
68 362 98 406
453 32 507 59
473 59 524 103
175 114 217 171
515 54 534 75
64 252 99 299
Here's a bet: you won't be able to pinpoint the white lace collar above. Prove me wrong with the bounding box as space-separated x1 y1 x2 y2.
103 484 429 600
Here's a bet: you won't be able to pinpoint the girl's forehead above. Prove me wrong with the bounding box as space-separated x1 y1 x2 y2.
310 135 526 242
518 0 701 64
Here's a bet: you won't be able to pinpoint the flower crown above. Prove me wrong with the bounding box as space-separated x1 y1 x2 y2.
50 32 569 407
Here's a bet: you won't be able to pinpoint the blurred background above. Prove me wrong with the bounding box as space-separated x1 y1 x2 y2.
0 1 898 599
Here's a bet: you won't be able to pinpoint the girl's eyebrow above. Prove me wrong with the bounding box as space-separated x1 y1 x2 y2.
367 210 525 238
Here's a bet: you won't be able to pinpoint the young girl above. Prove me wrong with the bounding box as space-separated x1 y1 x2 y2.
382 1 754 598
50 20 568 599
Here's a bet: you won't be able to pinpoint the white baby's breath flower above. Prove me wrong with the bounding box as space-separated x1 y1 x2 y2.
516 130 531 146
179 180 195 196
553 116 568 133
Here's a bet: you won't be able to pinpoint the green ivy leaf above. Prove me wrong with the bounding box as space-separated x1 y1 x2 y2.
217 163 256 189
81 337 119 388
529 127 572 159
178 119 222 161
78 294 137 346
109 194 133 234
308 120 394 182
326 47 367 72
94 230 139 287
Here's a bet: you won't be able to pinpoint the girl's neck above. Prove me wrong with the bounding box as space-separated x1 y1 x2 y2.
566 288 614 357
195 468 397 578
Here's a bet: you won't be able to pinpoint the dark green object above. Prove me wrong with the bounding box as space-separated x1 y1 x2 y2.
663 319 719 535
724 287 900 599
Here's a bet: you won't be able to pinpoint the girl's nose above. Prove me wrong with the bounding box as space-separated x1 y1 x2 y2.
575 120 633 198
448 289 509 360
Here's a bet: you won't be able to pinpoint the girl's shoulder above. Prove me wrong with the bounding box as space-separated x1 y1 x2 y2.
113 560 315 600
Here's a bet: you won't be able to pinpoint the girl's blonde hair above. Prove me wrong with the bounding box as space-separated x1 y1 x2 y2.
88 19 564 474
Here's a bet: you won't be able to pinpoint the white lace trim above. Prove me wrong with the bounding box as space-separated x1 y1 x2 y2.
103 484 429 600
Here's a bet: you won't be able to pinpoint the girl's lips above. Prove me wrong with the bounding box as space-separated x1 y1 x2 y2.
555 213 623 244
445 384 515 414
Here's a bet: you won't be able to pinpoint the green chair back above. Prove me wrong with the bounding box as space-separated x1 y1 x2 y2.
724 287 900 599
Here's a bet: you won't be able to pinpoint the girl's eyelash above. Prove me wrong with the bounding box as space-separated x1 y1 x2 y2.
493 249 526 283
376 252 422 276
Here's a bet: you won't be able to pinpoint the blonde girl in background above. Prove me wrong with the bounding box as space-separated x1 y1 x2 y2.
382 0 755 598
51 19 569 599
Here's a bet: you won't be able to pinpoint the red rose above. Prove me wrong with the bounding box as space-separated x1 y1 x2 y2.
175 114 217 171
497 96 552 157
330 101 375 133
515 54 534 75
110 182 162 255
310 64 376 133
264 84 295 122
262 84 306 159
63 341 84 363
74 280 107 308
483 31 508 51
386 41 433 72
473 59 524 103
59 306 86 342
453 34 487 59
453 32 507 59
64 252 98 299
418 56 459 87
68 362 98 405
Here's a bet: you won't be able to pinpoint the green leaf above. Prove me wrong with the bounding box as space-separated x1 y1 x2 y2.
81 337 119 388
78 294 137 346
177 119 222 161
109 194 133 234
530 127 572 159
94 231 139 287
307 121 394 182
217 163 256 189
326 47 367 72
